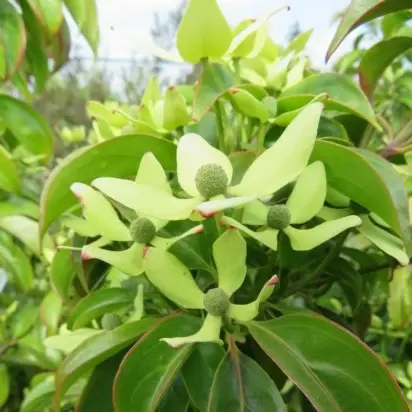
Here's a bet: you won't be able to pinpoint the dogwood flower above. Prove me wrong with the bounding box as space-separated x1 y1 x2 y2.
142 229 278 347
318 188 409 265
91 102 324 221
222 161 362 251
65 153 203 276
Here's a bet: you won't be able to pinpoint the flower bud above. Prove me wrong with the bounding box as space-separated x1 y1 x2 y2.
130 217 156 244
101 313 122 331
204 288 230 316
267 205 291 230
195 163 229 199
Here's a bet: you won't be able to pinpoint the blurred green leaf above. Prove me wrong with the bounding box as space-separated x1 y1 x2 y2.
326 0 412 60
50 249 75 301
0 145 20 193
249 314 408 411
40 290 62 335
27 0 63 36
0 364 9 407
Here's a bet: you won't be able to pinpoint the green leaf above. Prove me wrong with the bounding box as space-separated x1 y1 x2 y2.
388 266 410 328
280 73 379 128
39 134 176 240
359 36 412 98
0 95 54 161
40 290 62 335
76 350 127 412
181 343 225 412
64 0 99 54
55 317 154 403
249 314 408 411
0 3 26 81
192 64 235 121
27 0 63 36
0 364 9 407
158 375 190 412
317 116 349 140
177 0 232 63
113 315 200 411
50 249 75 301
310 140 410 245
285 29 313 53
0 145 20 193
228 88 269 122
67 288 133 329
0 215 53 256
0 243 33 291
163 86 191 130
208 340 286 412
327 0 412 60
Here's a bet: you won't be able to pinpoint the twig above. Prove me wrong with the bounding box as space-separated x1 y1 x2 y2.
359 257 411 275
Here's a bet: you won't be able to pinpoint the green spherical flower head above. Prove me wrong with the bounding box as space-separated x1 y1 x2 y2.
195 163 229 199
350 200 369 215
267 205 291 230
204 288 230 316
261 96 278 118
101 313 122 331
130 217 156 244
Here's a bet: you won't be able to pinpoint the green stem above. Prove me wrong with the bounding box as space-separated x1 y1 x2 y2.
233 58 241 83
286 231 350 296
257 123 269 149
214 101 227 152
358 124 375 149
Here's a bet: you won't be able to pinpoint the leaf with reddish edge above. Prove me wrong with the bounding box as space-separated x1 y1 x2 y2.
248 314 408 411
359 36 412 98
54 316 155 406
326 0 412 61
113 314 200 412
207 337 286 412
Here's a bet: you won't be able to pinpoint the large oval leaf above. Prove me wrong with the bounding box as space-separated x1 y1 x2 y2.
359 36 412 98
113 315 199 412
64 0 99 54
0 145 20 193
0 3 26 81
208 339 286 412
181 343 225 412
280 73 378 128
0 95 54 161
55 317 154 404
310 140 410 245
326 0 412 60
248 314 408 411
67 288 134 330
50 249 75 302
39 134 176 239
27 0 63 35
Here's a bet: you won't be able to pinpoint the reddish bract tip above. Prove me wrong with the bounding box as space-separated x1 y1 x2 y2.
266 275 280 286
168 85 176 90
143 247 150 258
229 87 240 94
199 210 217 219
191 116 200 122
194 226 204 234
81 251 92 261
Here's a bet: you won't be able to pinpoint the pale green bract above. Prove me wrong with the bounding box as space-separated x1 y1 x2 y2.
92 102 324 222
223 161 362 251
142 229 279 347
67 153 202 276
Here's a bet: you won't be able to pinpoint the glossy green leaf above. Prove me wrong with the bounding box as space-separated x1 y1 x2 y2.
0 3 26 81
181 343 225 412
359 36 412 98
228 88 269 122
113 315 200 411
39 134 176 239
208 341 286 412
286 29 313 53
163 86 191 130
280 73 378 128
388 266 410 328
177 0 232 63
40 290 62 335
11 303 38 338
0 364 9 407
0 95 54 160
249 314 408 411
0 146 19 194
28 0 63 35
64 0 99 54
327 0 412 60
76 351 127 412
158 375 190 412
55 317 154 403
192 64 235 120
0 215 53 256
68 288 133 329
310 140 410 245
50 249 75 301
0 243 33 291
317 116 349 140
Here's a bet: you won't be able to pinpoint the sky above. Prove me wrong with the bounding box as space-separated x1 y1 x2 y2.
70 0 353 70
